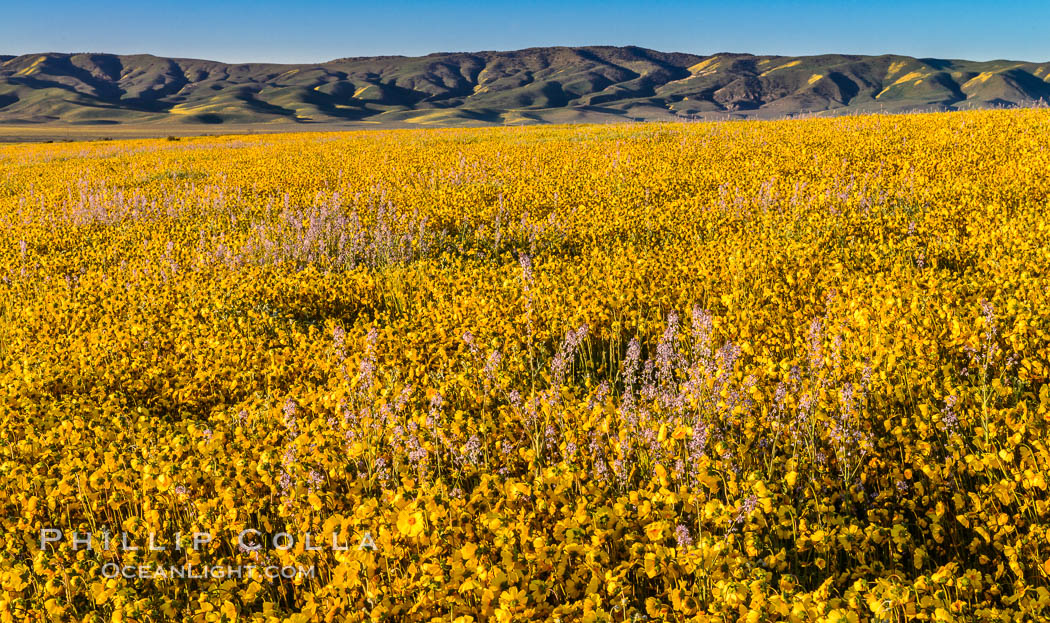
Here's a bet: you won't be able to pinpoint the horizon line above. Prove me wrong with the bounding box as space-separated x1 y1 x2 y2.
1 45 1046 66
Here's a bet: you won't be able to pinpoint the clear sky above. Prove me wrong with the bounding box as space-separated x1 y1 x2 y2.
3 0 1048 64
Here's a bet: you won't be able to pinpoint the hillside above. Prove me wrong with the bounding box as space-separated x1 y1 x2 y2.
1 46 1049 128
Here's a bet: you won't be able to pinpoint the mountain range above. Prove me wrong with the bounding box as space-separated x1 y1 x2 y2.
2 46 1049 128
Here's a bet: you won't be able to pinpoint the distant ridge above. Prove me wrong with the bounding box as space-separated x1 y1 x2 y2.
1 46 1048 127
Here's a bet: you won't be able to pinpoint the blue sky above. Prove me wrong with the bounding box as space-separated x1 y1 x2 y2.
3 0 1048 63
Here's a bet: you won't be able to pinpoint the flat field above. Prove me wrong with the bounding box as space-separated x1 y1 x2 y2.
2 110 1050 621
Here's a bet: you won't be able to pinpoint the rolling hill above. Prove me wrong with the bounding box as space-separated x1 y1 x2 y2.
1 46 1049 129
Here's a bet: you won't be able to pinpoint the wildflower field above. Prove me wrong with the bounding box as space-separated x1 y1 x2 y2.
3 108 1050 622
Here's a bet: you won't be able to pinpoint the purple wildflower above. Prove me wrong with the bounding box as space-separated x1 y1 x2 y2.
675 524 694 548
808 318 824 372
941 394 959 434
